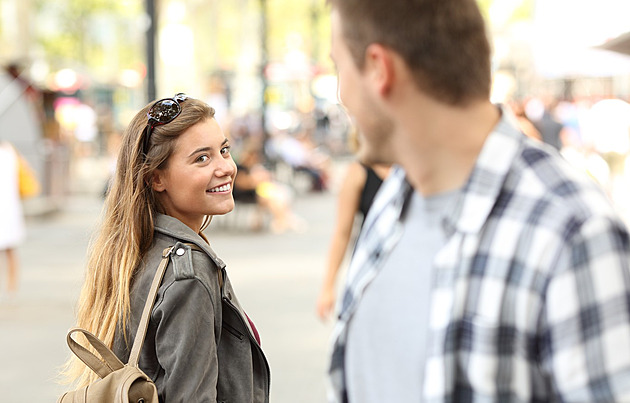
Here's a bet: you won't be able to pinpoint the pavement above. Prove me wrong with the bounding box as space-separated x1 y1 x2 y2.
0 161 348 402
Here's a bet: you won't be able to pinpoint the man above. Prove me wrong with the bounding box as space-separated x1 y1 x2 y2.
327 0 630 402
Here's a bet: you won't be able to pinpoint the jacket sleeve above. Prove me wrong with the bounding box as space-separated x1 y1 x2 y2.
152 277 218 402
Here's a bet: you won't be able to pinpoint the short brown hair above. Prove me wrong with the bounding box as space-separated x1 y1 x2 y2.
330 0 492 106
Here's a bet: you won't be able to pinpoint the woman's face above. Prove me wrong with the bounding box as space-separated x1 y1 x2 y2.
152 118 237 232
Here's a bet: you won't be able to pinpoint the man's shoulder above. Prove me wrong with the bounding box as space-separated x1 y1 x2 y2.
499 140 622 233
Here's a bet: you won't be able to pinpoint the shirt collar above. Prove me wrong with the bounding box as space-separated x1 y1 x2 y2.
443 106 525 235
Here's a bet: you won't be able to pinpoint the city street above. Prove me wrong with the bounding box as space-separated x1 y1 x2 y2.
0 166 344 402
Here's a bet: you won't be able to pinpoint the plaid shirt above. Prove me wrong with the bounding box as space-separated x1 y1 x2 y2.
328 112 630 403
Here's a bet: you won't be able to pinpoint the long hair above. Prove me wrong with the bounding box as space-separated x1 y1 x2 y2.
62 97 215 386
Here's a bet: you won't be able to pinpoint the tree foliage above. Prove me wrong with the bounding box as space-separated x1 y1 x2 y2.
32 0 143 76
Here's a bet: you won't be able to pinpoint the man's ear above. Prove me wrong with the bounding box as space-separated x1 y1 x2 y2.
364 43 395 97
151 170 166 192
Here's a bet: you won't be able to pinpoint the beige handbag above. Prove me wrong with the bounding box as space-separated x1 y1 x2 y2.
58 247 175 403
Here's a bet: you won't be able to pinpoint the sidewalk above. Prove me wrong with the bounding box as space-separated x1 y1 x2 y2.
0 163 346 402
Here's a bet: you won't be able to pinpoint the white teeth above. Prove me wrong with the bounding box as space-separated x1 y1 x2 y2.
208 183 231 193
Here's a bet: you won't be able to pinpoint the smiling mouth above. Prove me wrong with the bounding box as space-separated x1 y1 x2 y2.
207 183 232 193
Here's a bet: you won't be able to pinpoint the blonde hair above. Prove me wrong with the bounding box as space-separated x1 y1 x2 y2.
62 97 215 386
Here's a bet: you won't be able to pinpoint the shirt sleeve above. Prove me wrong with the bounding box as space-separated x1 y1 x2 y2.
542 216 630 401
153 277 218 402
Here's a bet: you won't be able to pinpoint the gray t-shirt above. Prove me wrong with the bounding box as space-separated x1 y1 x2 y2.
345 189 457 402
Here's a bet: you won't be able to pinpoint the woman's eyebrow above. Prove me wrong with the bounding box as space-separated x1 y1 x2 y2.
187 138 229 158
188 147 211 157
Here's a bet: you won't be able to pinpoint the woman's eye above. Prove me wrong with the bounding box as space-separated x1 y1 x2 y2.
197 155 209 163
221 145 231 156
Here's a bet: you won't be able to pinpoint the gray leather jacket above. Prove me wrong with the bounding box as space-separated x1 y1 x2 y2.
113 214 270 402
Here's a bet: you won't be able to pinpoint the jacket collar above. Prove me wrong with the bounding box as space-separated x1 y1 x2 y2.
154 214 226 269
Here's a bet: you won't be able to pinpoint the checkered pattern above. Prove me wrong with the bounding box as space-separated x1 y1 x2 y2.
328 111 630 403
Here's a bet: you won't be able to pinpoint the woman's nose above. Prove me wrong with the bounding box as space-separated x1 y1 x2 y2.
216 157 236 177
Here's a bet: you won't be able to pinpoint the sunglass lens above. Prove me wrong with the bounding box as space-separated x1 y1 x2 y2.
149 99 180 123
173 93 188 102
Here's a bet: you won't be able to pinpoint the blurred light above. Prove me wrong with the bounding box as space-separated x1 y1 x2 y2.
490 71 516 103
159 24 194 66
271 111 294 131
532 0 630 77
120 0 137 9
488 0 525 27
582 99 630 154
54 68 79 91
311 75 339 103
138 13 152 33
119 69 142 88
29 60 49 83
53 97 81 130
166 1 187 23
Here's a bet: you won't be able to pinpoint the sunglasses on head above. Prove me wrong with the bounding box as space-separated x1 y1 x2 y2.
142 93 189 156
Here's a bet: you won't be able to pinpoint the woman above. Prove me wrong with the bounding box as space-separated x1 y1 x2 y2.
0 141 26 297
64 94 270 402
316 160 391 321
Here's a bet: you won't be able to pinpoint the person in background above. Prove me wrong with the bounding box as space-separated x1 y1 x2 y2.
62 94 270 402
327 0 630 402
317 131 391 321
274 129 331 192
233 143 306 233
525 97 565 150
509 99 542 141
0 141 25 298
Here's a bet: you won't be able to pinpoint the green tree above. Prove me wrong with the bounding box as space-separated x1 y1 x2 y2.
33 0 143 76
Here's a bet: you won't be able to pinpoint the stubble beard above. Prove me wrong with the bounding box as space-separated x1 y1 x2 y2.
356 114 396 167
357 141 392 166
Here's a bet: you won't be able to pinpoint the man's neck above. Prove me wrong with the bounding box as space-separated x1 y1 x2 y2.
395 100 500 196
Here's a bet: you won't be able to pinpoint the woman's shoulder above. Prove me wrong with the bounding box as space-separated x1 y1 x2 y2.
342 160 368 188
151 233 216 276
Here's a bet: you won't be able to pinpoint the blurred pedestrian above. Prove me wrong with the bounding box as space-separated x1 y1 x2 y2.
526 97 565 150
328 0 630 402
233 143 306 233
275 129 331 192
509 99 542 141
0 140 25 297
62 94 270 402
316 159 390 321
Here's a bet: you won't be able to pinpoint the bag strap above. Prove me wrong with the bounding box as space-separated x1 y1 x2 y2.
66 328 125 378
128 246 174 367
128 243 204 366
67 242 206 376
66 247 173 377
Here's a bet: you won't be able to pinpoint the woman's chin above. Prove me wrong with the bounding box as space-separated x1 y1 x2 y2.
209 201 235 216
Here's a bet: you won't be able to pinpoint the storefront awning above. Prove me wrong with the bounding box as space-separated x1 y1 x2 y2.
597 31 630 56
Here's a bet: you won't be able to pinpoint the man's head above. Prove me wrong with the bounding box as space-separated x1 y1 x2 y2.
329 0 492 107
330 8 396 165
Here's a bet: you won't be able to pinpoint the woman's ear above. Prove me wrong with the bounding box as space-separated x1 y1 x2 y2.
151 170 166 192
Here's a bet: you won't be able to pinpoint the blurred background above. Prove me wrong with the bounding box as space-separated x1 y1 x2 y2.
1 0 630 401
1 0 630 215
